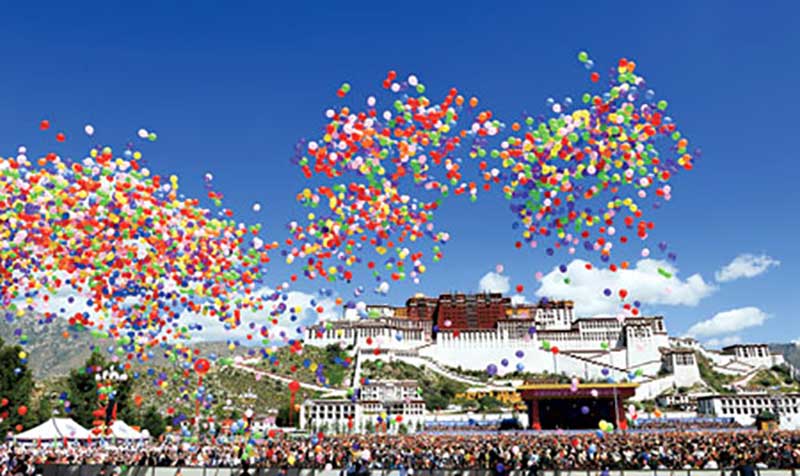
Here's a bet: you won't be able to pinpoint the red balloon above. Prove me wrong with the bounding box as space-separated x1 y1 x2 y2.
0 398 8 407
551 346 560 354
17 405 27 416
194 358 211 375
288 380 301 393
619 289 628 299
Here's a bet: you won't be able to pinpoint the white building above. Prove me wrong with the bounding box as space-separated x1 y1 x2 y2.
306 299 672 384
657 391 714 411
304 316 432 350
660 347 702 388
300 380 426 434
697 344 785 376
303 294 793 405
697 392 800 429
721 344 783 369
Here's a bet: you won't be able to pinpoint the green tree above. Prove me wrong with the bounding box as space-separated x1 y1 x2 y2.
477 395 502 413
141 405 167 438
275 403 297 427
0 337 34 434
322 344 348 386
66 352 106 427
34 395 53 424
66 352 134 428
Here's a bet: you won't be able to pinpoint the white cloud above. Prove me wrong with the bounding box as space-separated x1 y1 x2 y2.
686 307 769 338
22 282 337 346
715 253 780 283
704 335 743 348
535 259 716 316
510 294 528 305
479 271 510 294
185 287 338 343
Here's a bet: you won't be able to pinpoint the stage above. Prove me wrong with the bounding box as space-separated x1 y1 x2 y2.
517 383 638 430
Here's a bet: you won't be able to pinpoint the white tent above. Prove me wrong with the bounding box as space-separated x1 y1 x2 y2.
109 420 148 440
12 418 90 441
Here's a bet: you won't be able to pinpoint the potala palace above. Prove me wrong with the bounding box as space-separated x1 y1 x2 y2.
298 292 800 431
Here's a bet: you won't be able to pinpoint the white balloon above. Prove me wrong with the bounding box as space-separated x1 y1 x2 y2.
84 125 95 136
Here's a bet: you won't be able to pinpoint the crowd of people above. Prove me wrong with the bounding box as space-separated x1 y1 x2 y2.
2 430 800 474
633 418 743 431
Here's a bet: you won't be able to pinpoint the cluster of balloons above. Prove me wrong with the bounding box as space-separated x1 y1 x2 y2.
0 135 283 358
0 126 324 427
287 53 696 390
598 419 615 432
0 51 698 437
289 52 694 307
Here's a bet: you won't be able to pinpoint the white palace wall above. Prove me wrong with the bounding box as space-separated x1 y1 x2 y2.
415 331 666 382
308 321 670 383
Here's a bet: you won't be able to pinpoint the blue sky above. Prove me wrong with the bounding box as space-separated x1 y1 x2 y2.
1 1 798 345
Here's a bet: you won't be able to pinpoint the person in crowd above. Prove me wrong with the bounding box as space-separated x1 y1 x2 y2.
1 431 798 471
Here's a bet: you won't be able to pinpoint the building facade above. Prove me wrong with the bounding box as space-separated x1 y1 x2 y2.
302 293 790 408
697 392 800 429
306 294 671 382
299 380 426 434
721 344 782 369
660 347 702 387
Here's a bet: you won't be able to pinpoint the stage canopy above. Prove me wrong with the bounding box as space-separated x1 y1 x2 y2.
109 420 149 440
517 383 638 430
12 418 91 441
